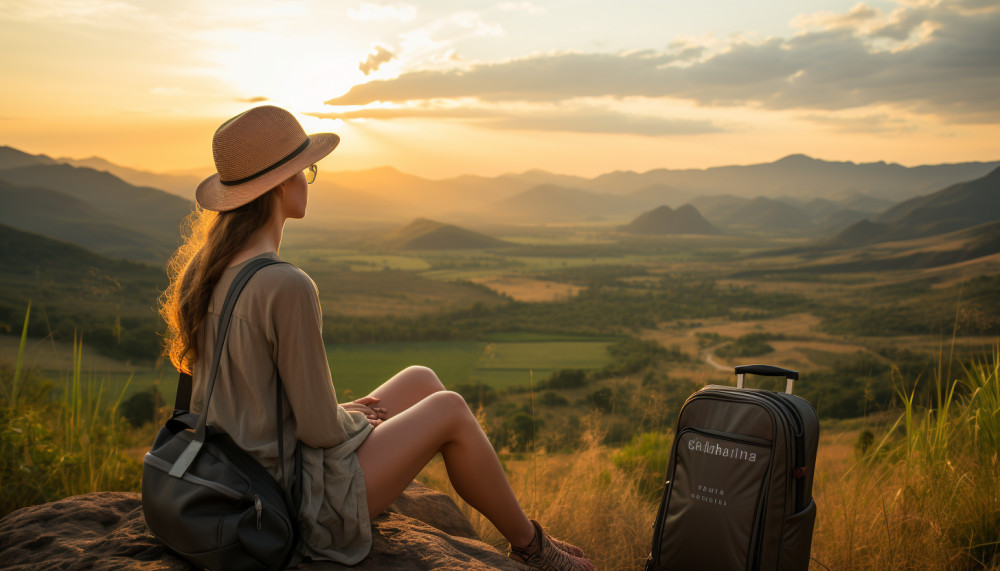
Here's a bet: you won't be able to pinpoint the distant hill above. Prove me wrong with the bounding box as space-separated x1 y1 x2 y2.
837 193 896 214
0 179 171 261
0 222 136 275
384 218 511 250
0 146 58 170
586 154 1000 202
689 196 813 231
58 156 202 199
0 163 193 262
815 209 870 236
754 219 1000 276
723 197 814 230
829 167 1000 248
792 197 842 220
0 163 193 227
619 205 719 235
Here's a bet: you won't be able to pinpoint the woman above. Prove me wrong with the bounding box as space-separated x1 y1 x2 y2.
159 105 594 570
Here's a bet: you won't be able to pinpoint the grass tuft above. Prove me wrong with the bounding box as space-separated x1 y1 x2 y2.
0 306 148 517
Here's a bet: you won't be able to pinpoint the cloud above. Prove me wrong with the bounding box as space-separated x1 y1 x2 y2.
326 2 1000 122
236 96 269 103
326 51 686 105
359 45 397 75
791 3 879 30
307 105 723 136
346 2 416 22
490 112 723 136
800 112 915 133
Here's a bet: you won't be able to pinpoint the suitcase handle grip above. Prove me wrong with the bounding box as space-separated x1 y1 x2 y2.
734 365 799 394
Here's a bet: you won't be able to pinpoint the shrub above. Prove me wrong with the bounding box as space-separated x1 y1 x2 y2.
453 383 498 408
714 332 783 359
587 387 615 413
499 408 543 452
120 388 161 427
543 369 588 390
539 391 568 407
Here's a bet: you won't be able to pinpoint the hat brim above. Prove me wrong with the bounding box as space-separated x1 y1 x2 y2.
196 132 340 212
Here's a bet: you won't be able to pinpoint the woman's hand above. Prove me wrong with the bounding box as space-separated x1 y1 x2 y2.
353 396 388 420
342 396 388 427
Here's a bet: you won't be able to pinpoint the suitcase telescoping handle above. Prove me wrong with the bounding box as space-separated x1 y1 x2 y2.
735 364 800 395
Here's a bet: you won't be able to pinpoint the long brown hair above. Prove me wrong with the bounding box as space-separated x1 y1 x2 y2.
160 191 277 373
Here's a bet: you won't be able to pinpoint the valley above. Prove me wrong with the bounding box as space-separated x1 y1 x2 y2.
1 144 998 434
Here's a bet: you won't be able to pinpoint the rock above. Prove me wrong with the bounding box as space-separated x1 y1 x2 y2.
0 491 183 571
0 482 525 570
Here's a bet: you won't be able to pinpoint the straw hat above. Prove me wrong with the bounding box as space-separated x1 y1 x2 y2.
196 105 340 211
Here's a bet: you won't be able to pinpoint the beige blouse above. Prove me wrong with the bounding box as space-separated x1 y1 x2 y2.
191 252 374 565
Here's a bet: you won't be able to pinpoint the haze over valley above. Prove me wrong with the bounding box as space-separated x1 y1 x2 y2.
3 143 998 390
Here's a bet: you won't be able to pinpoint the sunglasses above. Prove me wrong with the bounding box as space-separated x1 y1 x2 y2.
305 164 318 184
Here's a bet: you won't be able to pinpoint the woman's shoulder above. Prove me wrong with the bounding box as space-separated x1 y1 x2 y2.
252 257 317 295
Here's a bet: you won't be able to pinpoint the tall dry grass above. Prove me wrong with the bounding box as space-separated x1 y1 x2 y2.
812 346 1000 570
420 417 656 570
0 304 146 516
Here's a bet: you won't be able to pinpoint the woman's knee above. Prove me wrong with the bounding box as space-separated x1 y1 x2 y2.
399 365 446 394
424 390 475 424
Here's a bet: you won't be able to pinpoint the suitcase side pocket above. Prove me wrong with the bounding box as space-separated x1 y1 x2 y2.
779 498 816 571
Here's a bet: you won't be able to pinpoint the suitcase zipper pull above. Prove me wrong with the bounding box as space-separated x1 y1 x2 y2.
255 495 262 529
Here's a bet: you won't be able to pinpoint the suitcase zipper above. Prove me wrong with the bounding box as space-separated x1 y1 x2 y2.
757 392 807 511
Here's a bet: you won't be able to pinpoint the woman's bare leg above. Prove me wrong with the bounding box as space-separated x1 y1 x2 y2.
365 365 445 419
355 390 536 548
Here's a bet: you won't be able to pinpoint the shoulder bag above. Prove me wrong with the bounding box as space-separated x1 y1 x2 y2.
142 257 303 571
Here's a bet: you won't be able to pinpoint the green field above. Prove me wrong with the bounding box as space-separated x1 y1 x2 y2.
327 335 617 398
2 332 617 405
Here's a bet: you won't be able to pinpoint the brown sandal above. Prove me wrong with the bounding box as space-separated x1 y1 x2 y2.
509 520 594 571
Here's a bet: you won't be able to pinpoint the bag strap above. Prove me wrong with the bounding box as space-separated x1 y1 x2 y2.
169 258 284 477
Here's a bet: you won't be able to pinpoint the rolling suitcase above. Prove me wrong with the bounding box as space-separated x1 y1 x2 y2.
645 365 819 571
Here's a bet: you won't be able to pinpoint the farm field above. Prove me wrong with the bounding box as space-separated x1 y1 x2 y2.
0 332 619 405
319 336 618 398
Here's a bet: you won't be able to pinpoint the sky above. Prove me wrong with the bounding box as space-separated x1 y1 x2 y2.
0 0 998 178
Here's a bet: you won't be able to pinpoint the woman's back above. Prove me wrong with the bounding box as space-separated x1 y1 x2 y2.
190 252 375 565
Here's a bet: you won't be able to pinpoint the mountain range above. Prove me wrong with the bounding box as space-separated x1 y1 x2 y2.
828 167 1000 249
0 147 193 263
2 144 999 263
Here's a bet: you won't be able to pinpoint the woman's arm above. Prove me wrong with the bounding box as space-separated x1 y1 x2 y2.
266 267 358 448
